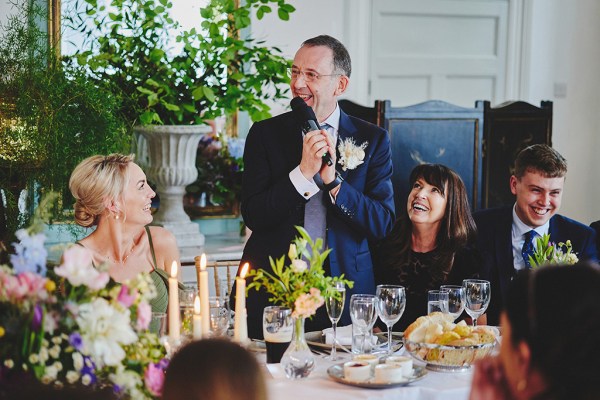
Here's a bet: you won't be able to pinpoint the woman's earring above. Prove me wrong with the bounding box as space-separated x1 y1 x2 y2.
114 213 119 220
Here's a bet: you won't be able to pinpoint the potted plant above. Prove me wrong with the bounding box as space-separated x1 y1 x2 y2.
0 1 129 246
65 0 294 247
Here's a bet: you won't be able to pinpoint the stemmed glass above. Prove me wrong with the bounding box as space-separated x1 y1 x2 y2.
440 285 466 322
324 282 346 360
463 279 491 326
349 294 377 354
375 285 406 354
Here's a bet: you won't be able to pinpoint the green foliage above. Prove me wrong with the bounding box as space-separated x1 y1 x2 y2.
247 226 353 316
0 1 130 243
529 233 579 268
65 0 293 127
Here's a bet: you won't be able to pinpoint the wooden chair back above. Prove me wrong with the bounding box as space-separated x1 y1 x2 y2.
194 257 240 298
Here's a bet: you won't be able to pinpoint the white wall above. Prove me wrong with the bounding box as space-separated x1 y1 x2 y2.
525 0 600 224
251 0 600 225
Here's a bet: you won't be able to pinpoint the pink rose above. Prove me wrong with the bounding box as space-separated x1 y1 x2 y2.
144 362 165 396
136 301 151 331
117 285 136 308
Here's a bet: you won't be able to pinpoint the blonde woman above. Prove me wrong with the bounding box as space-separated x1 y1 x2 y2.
69 153 180 312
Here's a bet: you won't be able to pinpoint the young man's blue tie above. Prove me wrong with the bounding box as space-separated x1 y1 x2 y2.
522 230 539 269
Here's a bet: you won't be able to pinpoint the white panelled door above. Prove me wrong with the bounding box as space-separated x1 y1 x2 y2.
344 0 524 108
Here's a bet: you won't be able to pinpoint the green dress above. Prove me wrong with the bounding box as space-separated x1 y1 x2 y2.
145 226 169 314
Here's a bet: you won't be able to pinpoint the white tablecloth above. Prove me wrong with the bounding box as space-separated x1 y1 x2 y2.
260 349 473 400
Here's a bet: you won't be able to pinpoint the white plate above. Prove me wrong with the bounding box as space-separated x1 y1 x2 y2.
327 363 427 389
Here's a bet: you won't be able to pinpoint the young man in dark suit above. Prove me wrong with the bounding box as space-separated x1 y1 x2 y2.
237 35 395 338
474 144 598 325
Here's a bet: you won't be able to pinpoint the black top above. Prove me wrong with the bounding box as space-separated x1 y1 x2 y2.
377 246 482 331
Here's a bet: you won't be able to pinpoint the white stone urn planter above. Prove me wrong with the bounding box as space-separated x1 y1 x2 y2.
134 124 211 251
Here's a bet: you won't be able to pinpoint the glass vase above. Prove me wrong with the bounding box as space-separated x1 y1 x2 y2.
281 316 315 379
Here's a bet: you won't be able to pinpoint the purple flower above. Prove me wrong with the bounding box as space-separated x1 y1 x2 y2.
31 304 43 331
11 230 48 275
81 356 97 385
157 358 169 370
69 332 84 351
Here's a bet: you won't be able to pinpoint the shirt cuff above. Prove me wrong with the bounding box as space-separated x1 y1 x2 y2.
289 166 320 200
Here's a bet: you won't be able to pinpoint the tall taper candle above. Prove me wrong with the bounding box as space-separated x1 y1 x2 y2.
168 261 180 341
198 254 210 337
234 263 249 343
193 295 202 339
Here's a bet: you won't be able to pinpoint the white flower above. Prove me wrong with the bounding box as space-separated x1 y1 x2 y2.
28 354 39 364
288 244 298 260
81 374 92 386
76 298 138 367
49 345 61 359
4 359 14 369
66 370 80 384
290 259 308 273
72 352 84 371
55 245 110 290
39 347 49 363
110 370 142 393
337 138 368 171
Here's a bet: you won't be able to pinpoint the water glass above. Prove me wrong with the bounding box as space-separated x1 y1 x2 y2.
440 285 466 321
263 306 293 364
208 296 230 337
150 312 167 337
375 285 406 354
350 294 377 354
463 279 491 326
179 287 196 337
427 290 449 314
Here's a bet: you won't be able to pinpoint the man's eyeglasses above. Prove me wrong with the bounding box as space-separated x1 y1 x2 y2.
288 68 342 82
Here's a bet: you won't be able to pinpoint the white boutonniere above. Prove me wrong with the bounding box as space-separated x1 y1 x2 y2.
337 138 368 171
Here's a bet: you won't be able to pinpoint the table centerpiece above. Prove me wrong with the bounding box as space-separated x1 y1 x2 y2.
247 226 353 379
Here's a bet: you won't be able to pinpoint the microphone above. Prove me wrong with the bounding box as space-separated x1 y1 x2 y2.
290 97 333 166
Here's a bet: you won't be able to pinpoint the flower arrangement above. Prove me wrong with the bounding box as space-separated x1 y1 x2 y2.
186 120 245 211
0 198 168 399
246 226 353 319
337 138 368 171
529 233 579 268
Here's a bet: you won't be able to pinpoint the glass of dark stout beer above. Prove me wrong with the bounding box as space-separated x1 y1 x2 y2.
263 306 293 363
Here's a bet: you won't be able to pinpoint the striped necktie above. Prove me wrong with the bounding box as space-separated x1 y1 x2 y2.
522 230 538 269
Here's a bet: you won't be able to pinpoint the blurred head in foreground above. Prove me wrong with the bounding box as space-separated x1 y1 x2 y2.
162 338 267 400
499 262 600 399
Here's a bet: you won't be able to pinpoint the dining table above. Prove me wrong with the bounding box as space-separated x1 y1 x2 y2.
256 347 474 400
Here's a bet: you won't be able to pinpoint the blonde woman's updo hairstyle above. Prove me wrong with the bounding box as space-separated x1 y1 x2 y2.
69 154 134 228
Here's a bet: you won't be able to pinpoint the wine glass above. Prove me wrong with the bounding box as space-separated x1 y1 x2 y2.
463 279 491 326
440 285 466 321
375 285 406 354
325 282 346 360
427 290 449 314
349 294 377 354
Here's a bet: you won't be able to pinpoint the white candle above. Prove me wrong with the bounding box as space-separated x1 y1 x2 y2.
168 261 180 341
193 295 202 340
199 254 210 337
234 263 249 343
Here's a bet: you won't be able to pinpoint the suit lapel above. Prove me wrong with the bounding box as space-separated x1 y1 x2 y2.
496 207 514 296
283 113 303 167
337 110 358 180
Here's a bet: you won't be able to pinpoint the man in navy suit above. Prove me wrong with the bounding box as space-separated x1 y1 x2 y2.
237 35 395 339
475 144 598 325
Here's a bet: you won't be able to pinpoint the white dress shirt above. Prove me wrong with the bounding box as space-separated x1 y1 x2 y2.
289 104 340 200
511 203 549 270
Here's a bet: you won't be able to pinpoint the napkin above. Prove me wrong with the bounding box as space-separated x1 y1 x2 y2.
322 325 378 346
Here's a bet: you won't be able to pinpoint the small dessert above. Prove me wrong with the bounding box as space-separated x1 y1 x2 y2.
374 364 405 383
385 355 413 377
343 361 371 382
352 354 379 370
